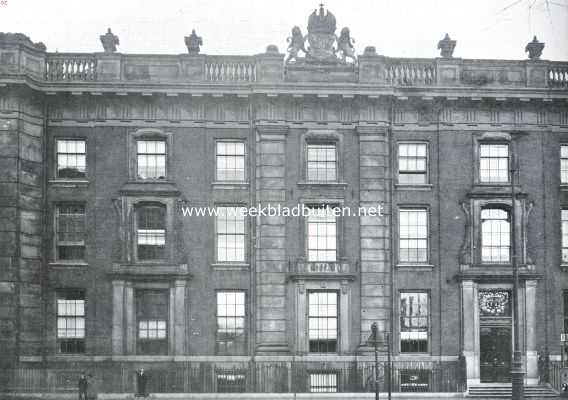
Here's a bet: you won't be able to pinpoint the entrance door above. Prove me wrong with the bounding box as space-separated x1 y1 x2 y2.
480 326 511 383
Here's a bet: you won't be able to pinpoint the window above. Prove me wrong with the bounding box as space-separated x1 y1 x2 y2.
400 292 428 353
137 139 166 179
56 290 85 353
561 209 568 264
562 145 568 184
56 139 86 179
309 372 338 393
398 143 427 184
479 143 509 183
306 143 337 182
564 291 568 334
399 209 428 263
308 291 338 353
307 207 337 262
481 208 510 263
216 206 246 263
136 290 168 354
216 291 246 355
137 204 166 261
56 204 86 261
216 141 246 181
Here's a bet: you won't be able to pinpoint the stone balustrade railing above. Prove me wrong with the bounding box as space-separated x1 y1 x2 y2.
0 35 567 90
45 54 97 81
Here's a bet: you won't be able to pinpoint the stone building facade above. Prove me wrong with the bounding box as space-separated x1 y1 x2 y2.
1 7 568 395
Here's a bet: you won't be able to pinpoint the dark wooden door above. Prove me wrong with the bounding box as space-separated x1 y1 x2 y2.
480 326 512 383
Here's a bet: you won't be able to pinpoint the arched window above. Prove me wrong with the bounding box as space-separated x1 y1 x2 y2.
481 208 510 263
136 204 166 261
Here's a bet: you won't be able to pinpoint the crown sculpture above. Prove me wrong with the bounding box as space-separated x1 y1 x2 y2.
286 4 356 65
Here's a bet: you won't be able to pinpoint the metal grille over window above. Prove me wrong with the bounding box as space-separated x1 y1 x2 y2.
216 206 246 262
137 205 166 261
216 291 246 355
398 143 427 184
399 209 428 263
137 140 166 179
308 291 338 353
562 145 568 184
307 207 337 262
307 143 337 182
561 210 568 264
479 144 509 183
481 208 510 263
400 292 428 353
57 139 86 179
56 204 86 261
216 142 246 181
309 372 338 393
56 290 85 353
136 290 168 354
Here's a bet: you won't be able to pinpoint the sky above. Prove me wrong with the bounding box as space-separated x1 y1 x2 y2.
1 0 567 60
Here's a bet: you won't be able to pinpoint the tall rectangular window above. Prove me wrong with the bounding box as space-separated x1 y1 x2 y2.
399 209 428 263
56 290 85 353
564 291 568 334
306 143 337 182
137 140 166 179
398 143 427 184
479 143 509 183
400 292 428 353
216 141 246 181
216 291 246 355
562 145 568 184
562 210 568 263
481 208 510 263
308 291 338 353
307 207 337 262
216 207 246 263
137 204 166 261
136 289 168 355
57 139 86 179
56 204 86 261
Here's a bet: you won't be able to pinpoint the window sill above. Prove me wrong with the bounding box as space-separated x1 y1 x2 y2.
395 184 433 191
212 181 249 188
297 181 349 188
396 263 434 271
211 263 250 271
49 179 89 187
49 261 89 267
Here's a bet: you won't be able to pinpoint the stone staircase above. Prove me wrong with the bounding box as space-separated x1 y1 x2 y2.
467 384 559 398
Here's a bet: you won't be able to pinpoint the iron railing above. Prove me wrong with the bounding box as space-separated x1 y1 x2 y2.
0 360 466 394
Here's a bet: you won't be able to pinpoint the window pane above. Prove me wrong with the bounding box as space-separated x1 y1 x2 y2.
562 145 568 184
479 144 509 183
56 291 86 353
400 292 428 353
57 139 87 179
308 291 338 353
56 204 86 261
481 208 511 263
137 205 166 260
216 207 246 263
216 141 246 181
307 207 337 262
306 144 337 182
398 143 427 184
216 291 246 355
399 209 428 263
137 140 167 179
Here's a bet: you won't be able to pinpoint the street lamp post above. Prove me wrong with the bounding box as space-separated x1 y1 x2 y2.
510 152 524 400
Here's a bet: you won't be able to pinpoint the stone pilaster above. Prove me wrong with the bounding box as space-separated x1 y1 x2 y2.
0 87 45 365
356 125 391 351
462 280 480 385
124 282 135 355
111 280 125 354
173 279 187 355
255 124 289 355
525 280 538 384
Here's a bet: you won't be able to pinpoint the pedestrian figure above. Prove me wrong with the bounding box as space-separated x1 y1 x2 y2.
136 368 148 397
78 372 88 400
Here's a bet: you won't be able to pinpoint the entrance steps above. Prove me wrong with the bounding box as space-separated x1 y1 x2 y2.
467 384 558 398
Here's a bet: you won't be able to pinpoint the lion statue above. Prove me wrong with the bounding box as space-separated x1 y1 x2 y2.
337 27 356 64
286 26 306 63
